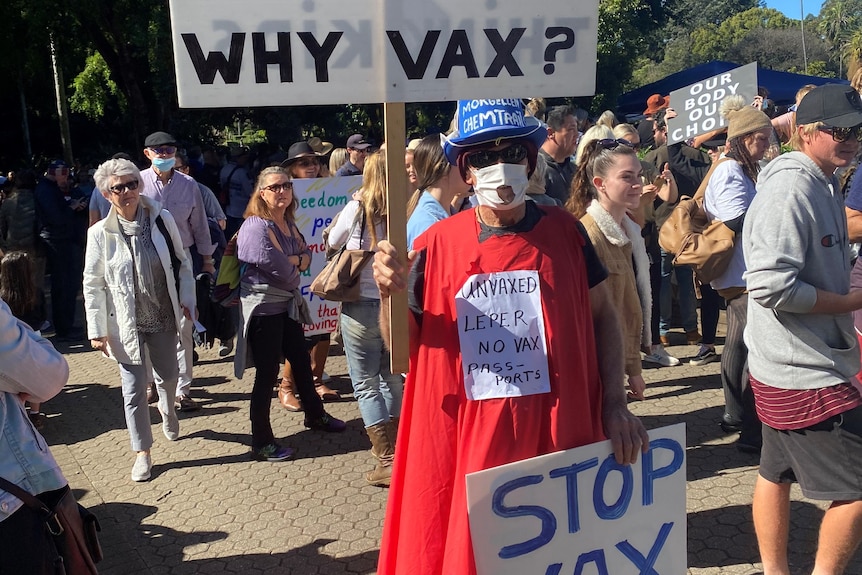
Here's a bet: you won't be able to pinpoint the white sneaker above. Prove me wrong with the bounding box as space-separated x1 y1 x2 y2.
643 345 681 367
131 453 152 482
162 407 179 441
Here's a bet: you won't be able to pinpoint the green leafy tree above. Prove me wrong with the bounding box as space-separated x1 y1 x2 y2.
593 0 666 110
690 8 793 63
665 0 760 28
69 52 122 120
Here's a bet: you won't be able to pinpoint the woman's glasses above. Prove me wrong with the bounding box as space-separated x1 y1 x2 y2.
465 143 528 169
818 125 862 143
261 182 294 194
595 138 636 150
108 180 140 194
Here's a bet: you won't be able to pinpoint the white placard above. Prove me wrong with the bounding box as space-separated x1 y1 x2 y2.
293 175 363 335
168 0 598 107
456 270 551 401
466 423 687 575
667 62 758 145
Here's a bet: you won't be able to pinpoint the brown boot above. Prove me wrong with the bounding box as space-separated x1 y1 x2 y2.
386 417 399 445
365 423 395 487
314 378 340 402
278 378 302 412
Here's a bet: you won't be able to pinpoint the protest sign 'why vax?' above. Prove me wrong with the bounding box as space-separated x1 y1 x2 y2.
168 0 598 106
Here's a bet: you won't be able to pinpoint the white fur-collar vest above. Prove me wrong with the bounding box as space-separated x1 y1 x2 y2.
586 200 652 348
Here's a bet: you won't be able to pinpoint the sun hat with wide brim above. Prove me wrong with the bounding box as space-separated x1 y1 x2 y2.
281 141 322 167
308 137 334 155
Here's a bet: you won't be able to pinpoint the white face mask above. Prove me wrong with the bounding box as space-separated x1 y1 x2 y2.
470 163 529 211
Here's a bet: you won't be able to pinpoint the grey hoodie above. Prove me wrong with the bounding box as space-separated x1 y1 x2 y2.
743 151 859 389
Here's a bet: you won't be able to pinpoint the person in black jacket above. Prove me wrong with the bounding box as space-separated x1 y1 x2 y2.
33 160 85 341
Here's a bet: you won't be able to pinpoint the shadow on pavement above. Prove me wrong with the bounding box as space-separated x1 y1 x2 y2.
86 498 378 575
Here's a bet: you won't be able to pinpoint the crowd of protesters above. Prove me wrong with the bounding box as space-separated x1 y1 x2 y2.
5 79 862 573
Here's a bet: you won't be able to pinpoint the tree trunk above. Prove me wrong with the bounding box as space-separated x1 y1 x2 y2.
49 33 74 164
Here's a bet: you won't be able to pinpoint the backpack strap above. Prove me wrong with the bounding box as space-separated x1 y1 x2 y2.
691 157 734 202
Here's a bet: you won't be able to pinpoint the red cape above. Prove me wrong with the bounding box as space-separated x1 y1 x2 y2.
378 207 606 574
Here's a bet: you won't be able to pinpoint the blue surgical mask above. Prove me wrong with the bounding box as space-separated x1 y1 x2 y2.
152 157 176 173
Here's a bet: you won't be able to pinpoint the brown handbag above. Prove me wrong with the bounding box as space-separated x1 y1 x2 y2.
659 158 736 284
310 204 374 302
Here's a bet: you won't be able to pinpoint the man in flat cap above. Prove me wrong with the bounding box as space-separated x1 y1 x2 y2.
140 131 215 412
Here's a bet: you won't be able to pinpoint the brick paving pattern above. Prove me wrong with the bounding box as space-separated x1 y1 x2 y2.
42 322 862 574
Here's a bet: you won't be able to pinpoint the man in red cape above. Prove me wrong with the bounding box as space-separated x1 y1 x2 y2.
373 99 649 574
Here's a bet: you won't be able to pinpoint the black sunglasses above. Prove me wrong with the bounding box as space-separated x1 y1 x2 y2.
596 138 636 150
465 143 529 169
108 180 140 194
818 125 862 143
148 146 177 155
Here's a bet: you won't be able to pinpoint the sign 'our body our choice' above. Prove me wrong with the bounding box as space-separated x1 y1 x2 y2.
666 62 758 145
466 423 686 575
167 0 598 107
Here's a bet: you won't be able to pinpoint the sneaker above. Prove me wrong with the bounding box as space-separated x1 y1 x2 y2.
252 443 295 462
304 413 347 433
131 453 152 482
690 345 718 366
643 345 680 367
218 339 234 357
162 407 180 441
175 394 201 412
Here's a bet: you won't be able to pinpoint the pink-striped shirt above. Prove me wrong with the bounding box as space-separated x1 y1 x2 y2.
750 375 862 430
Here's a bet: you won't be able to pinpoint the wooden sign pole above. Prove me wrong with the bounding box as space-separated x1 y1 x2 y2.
383 102 410 374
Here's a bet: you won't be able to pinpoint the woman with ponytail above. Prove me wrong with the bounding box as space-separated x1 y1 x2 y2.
566 138 655 400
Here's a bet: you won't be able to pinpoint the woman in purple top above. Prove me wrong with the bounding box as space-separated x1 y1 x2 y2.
234 166 345 462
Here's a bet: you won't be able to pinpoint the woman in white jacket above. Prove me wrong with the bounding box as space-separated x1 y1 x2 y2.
83 158 195 482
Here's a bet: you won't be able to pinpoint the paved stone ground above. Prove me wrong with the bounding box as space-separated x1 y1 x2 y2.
41 321 862 575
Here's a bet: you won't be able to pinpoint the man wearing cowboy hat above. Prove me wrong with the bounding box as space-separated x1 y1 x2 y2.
372 98 648 574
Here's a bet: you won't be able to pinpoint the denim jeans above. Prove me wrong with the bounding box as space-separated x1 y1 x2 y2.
340 299 403 428
659 249 698 335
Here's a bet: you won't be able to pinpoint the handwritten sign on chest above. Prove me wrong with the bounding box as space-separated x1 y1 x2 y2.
455 270 550 400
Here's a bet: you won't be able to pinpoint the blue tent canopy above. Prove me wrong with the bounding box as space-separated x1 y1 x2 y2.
617 61 847 116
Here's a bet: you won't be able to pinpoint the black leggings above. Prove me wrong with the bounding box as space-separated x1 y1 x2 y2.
247 312 324 449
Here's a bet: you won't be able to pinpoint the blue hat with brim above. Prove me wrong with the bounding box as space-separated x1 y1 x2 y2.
442 99 547 165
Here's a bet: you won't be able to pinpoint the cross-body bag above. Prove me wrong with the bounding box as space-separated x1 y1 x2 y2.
658 158 736 284
310 204 374 302
0 477 102 574
154 214 181 294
